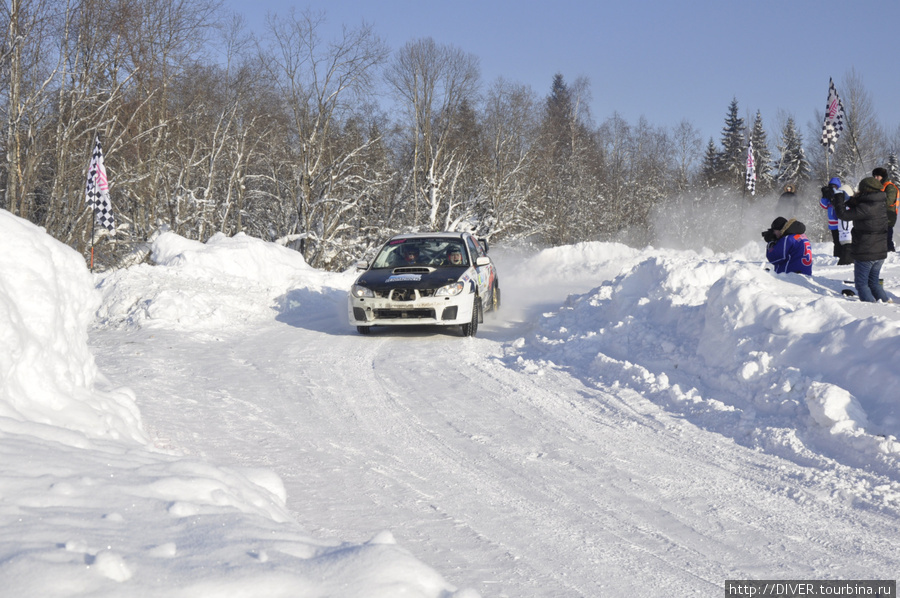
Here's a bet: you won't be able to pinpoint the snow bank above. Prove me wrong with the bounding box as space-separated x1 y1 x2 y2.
0 211 145 442
96 230 348 333
511 242 900 475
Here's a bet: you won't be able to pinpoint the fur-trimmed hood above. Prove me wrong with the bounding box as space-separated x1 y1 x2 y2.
772 217 806 236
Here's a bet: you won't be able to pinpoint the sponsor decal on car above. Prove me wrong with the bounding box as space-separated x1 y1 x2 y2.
386 274 423 282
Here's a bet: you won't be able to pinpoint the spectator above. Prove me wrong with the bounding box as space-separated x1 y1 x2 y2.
763 216 812 275
872 167 898 252
820 177 854 264
833 177 892 302
775 184 799 217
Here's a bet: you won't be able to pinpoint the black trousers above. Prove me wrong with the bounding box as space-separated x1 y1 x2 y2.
830 229 840 257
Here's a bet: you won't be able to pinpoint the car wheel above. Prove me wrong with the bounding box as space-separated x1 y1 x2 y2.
491 283 501 312
461 296 480 337
357 326 371 335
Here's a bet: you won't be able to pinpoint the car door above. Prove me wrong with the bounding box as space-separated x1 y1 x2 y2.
465 235 493 300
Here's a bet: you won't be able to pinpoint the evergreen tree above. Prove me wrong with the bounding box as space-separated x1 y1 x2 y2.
544 73 577 161
719 98 746 189
887 151 900 182
535 73 602 244
749 111 774 194
700 137 721 187
774 117 810 189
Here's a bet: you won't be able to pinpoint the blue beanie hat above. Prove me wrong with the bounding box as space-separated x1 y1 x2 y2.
829 177 841 187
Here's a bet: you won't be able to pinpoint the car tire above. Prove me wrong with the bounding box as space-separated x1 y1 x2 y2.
490 283 501 312
357 326 371 335
461 296 480 337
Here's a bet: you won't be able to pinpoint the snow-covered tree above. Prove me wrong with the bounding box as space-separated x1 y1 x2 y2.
535 73 603 244
671 120 703 194
478 78 542 240
774 117 810 189
386 37 481 231
749 111 774 194
719 98 746 189
888 151 900 182
699 137 720 187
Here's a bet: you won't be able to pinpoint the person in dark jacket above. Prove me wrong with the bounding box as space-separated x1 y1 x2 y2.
872 167 898 251
833 177 892 302
775 184 799 217
763 216 812 275
820 177 854 264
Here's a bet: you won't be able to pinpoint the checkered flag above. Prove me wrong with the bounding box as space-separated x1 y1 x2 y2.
820 77 845 153
85 135 115 232
745 139 756 195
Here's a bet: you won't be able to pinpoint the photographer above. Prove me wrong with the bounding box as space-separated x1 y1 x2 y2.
762 217 812 275
820 178 854 264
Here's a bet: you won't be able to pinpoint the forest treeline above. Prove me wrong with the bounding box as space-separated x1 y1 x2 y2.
2 1 898 270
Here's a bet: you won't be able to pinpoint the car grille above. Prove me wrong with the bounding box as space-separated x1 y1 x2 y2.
374 288 436 301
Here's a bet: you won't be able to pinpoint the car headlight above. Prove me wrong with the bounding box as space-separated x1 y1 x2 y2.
435 281 466 297
351 284 375 298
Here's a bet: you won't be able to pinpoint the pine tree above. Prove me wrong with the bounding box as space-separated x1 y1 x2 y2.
774 117 810 189
536 73 602 244
887 151 899 182
749 111 774 194
719 98 746 189
700 137 721 187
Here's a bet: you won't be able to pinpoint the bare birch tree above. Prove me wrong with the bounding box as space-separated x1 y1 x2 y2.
1 0 60 220
261 8 389 266
385 37 480 230
478 78 542 240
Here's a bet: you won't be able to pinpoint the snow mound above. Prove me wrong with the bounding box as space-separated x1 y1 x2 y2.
96 231 346 333
0 210 146 442
513 243 900 475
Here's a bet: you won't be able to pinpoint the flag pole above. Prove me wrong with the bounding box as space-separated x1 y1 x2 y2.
85 133 116 272
821 77 843 178
90 216 95 272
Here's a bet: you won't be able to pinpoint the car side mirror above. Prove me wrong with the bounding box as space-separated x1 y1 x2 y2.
355 260 369 270
475 256 491 267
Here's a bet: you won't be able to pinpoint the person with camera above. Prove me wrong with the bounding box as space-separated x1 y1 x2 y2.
820 177 854 264
762 216 812 275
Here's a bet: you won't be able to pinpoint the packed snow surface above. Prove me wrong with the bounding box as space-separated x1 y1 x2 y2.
2 208 898 597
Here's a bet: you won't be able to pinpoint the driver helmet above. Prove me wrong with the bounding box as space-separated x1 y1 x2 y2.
402 244 420 263
447 247 463 265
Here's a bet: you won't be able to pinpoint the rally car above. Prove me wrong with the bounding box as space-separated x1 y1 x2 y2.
348 232 500 336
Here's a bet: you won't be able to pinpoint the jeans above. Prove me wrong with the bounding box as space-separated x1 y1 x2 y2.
854 259 889 302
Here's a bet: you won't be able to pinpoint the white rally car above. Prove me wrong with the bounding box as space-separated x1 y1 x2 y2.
348 232 500 336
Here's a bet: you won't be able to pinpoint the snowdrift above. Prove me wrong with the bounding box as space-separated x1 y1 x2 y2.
510 242 900 481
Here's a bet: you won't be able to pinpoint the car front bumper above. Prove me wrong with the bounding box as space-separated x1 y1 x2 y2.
348 291 475 327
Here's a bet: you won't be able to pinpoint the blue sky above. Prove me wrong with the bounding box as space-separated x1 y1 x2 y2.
224 0 900 147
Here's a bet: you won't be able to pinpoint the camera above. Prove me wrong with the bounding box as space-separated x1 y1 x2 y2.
761 229 776 243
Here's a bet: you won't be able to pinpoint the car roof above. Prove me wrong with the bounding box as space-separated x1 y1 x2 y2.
387 231 468 241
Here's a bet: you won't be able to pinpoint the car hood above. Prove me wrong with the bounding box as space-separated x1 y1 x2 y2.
355 266 469 291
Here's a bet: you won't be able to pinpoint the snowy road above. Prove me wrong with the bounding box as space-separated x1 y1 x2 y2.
89 245 900 597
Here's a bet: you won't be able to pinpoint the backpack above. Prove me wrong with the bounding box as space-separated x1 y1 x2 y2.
837 217 853 245
882 180 899 214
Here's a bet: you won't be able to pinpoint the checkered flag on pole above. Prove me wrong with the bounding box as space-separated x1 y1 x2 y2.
820 77 845 153
745 139 756 195
85 135 116 232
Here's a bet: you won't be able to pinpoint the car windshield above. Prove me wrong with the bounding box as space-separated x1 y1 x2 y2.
371 238 469 268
